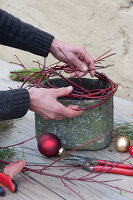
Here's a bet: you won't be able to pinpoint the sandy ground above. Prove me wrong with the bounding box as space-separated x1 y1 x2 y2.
0 0 133 101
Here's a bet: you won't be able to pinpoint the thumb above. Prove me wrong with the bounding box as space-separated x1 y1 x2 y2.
55 86 73 98
71 55 87 72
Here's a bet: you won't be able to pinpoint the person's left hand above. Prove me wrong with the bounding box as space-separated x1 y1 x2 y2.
50 39 95 78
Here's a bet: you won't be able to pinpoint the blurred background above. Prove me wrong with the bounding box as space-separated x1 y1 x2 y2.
0 0 133 101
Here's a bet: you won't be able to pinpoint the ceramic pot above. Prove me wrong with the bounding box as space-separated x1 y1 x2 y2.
35 78 113 150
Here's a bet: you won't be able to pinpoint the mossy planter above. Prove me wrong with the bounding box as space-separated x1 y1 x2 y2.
35 78 113 150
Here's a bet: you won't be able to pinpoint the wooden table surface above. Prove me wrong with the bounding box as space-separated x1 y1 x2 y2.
0 60 133 200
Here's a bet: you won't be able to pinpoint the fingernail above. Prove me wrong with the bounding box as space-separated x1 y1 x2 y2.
83 66 87 71
67 86 73 90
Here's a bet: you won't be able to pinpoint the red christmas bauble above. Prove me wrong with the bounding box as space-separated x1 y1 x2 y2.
129 146 133 155
38 133 61 157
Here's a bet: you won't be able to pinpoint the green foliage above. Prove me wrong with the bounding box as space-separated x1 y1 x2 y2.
0 121 13 131
0 148 15 170
113 122 133 140
10 68 46 82
119 190 122 195
0 148 15 160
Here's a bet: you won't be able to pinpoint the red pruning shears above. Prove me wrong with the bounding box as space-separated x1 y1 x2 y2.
63 154 133 176
0 160 26 196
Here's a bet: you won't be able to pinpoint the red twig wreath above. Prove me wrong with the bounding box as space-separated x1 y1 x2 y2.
10 50 118 110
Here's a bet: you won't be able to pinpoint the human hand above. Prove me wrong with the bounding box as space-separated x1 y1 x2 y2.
29 86 83 120
50 39 95 78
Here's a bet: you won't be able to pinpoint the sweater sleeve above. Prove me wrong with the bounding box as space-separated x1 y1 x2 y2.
0 89 30 121
0 9 55 120
0 9 54 57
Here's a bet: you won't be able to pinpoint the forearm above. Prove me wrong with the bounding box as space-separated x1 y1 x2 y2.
0 89 30 121
0 9 54 57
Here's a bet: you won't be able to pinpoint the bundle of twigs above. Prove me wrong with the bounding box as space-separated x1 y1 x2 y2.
10 50 118 110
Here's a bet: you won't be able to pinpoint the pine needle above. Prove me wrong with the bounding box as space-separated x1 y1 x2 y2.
113 122 133 140
0 148 15 170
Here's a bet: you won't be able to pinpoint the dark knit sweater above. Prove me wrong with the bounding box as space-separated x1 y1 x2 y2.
0 9 54 121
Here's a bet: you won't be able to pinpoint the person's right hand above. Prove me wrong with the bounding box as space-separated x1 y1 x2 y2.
29 86 83 120
50 39 95 78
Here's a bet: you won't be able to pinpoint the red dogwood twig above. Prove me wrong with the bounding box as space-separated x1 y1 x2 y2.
10 50 118 111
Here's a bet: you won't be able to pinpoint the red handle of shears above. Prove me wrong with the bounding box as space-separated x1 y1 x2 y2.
98 159 132 169
93 165 133 176
0 172 17 193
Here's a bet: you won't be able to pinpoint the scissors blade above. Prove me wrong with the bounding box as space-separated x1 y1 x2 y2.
62 159 82 166
69 154 97 162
